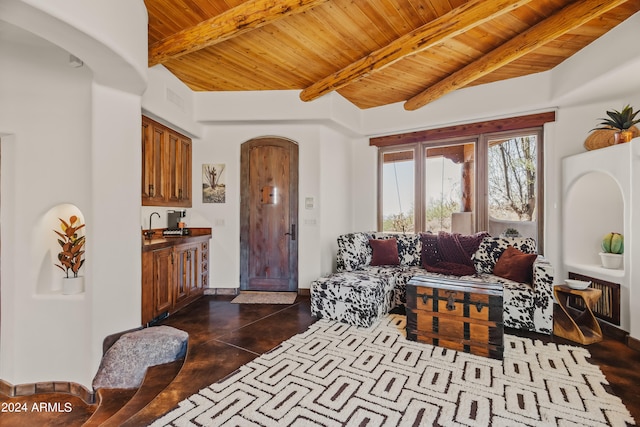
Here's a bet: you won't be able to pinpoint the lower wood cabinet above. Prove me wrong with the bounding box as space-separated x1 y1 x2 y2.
142 231 211 325
174 242 200 306
151 247 173 317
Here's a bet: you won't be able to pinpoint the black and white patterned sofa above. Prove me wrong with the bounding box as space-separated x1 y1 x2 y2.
310 232 554 334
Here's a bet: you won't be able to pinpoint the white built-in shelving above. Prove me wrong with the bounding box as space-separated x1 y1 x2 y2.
562 138 639 339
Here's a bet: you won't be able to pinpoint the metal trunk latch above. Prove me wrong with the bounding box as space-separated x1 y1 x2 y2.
446 292 456 311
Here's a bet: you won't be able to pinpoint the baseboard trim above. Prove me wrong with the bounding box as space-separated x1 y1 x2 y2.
598 319 628 342
204 288 238 296
205 288 310 296
627 335 640 352
0 379 94 404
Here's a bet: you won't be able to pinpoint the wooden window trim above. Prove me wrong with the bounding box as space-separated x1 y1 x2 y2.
375 113 553 251
370 112 556 147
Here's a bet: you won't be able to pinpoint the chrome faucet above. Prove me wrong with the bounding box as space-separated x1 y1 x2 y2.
145 211 160 240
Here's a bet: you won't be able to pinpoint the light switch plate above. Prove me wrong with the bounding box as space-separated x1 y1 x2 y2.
305 197 314 209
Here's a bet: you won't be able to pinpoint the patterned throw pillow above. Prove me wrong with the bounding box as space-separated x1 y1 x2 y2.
472 236 537 274
336 232 373 271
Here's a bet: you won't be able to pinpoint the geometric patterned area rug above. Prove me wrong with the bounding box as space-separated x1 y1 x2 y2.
150 314 636 426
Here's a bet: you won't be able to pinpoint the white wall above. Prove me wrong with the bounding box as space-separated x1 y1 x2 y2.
318 127 357 274
1 0 146 94
0 0 146 388
0 23 93 385
89 83 143 371
143 66 202 139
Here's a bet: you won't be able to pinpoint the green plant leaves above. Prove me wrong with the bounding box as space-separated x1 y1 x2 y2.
592 104 640 131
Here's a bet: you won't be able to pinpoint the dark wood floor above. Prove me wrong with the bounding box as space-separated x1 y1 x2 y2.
1 294 639 426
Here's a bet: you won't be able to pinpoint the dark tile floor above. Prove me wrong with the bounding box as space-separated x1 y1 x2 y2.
122 294 317 427
1 294 639 426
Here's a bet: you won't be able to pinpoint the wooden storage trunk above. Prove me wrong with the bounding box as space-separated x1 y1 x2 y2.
406 276 504 360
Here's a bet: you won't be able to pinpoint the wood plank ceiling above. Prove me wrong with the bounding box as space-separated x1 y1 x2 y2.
144 0 640 110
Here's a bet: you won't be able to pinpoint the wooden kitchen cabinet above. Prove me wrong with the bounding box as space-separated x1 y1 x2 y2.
141 246 173 326
141 230 211 326
167 133 192 206
200 240 209 289
174 242 199 306
154 247 173 316
141 118 167 204
142 115 192 207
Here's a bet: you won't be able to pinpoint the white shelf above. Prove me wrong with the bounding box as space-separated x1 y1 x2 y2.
33 290 85 300
563 262 625 280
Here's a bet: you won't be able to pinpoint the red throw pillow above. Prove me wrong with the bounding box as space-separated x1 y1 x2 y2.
493 246 537 283
369 238 399 266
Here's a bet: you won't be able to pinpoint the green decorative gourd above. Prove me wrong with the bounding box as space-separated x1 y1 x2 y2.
601 232 623 254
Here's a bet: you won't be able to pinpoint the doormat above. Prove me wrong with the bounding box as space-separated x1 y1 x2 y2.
231 291 297 305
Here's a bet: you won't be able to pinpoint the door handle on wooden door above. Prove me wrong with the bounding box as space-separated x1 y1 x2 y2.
285 224 296 240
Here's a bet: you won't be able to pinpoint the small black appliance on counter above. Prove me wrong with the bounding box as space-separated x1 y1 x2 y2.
163 209 189 236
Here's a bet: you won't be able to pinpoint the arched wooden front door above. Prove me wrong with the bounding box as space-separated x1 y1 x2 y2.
240 137 298 291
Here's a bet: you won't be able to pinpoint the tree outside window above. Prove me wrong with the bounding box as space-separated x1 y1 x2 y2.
488 135 537 222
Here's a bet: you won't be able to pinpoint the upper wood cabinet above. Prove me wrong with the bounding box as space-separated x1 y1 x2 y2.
142 115 192 207
141 118 167 204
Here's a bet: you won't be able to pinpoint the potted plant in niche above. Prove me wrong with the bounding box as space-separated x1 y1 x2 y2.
599 232 623 269
54 215 86 294
501 227 521 238
592 105 640 144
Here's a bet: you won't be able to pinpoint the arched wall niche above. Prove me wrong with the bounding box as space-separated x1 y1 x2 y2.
35 204 86 295
563 171 624 270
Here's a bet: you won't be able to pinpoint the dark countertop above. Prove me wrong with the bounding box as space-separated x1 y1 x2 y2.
141 228 212 252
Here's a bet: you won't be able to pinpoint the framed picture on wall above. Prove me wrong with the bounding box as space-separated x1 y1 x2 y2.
203 163 226 203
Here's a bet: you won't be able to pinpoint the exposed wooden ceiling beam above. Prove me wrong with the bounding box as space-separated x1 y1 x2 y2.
299 0 535 103
404 0 630 111
148 0 328 67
